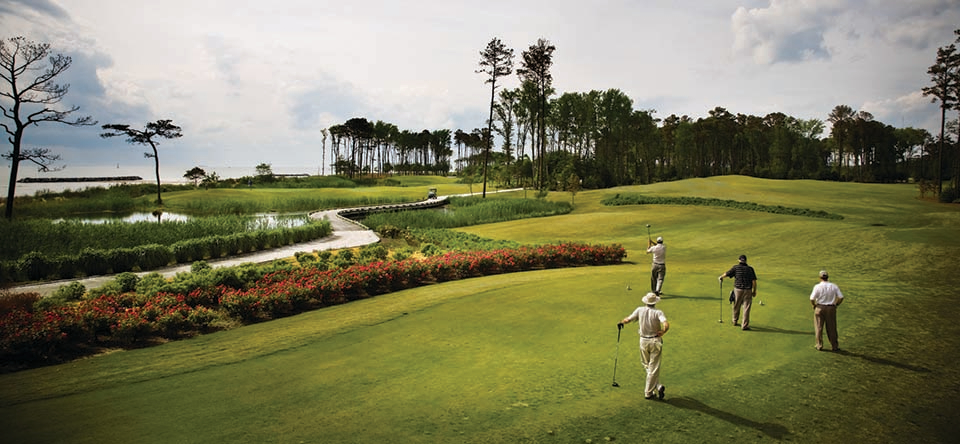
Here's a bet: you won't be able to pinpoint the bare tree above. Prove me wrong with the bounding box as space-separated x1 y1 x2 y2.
101 120 182 204
321 127 328 175
0 36 96 219
477 37 514 197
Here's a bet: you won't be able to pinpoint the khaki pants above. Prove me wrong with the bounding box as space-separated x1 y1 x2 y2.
814 304 839 350
640 337 663 398
650 263 666 294
732 288 753 329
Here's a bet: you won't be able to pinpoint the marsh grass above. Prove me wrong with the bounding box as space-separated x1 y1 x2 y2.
0 215 307 260
1 176 958 443
362 195 572 230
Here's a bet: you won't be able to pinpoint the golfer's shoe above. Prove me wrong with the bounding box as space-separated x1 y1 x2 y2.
658 385 666 400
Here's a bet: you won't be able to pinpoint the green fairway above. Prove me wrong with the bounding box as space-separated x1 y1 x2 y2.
1 176 958 443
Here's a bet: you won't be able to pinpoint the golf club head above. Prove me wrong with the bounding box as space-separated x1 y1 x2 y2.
612 382 620 387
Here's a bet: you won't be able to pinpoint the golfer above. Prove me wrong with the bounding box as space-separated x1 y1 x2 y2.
718 254 758 330
618 292 670 400
810 270 844 351
646 236 666 296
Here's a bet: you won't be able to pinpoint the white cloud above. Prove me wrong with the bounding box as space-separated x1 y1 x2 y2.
731 0 846 64
1 0 957 192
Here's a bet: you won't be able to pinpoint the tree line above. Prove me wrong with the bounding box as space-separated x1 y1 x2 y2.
4 30 959 219
324 34 958 197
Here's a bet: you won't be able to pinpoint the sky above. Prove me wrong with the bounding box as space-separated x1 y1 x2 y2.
2 0 959 187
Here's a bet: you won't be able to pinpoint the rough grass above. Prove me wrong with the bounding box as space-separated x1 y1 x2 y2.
1 176 958 444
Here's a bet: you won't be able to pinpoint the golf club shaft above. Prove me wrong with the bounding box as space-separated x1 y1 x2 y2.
612 327 621 385
719 279 723 322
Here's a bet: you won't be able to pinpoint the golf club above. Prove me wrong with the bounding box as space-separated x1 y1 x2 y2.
719 279 724 323
612 325 622 387
646 224 652 243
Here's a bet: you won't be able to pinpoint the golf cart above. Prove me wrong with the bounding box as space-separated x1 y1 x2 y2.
427 187 437 199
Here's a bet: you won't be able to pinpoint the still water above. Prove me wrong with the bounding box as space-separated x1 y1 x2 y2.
56 212 310 228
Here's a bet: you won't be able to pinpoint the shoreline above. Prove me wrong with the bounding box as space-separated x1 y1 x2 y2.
17 176 143 183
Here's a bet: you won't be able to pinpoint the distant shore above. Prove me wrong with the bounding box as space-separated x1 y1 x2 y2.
16 176 144 183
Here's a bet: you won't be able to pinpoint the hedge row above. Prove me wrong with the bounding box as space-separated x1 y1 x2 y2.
0 221 332 284
0 242 626 366
601 193 844 220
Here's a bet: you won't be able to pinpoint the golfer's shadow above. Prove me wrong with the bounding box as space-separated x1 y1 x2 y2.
661 293 716 301
834 349 931 373
746 326 810 335
664 396 789 440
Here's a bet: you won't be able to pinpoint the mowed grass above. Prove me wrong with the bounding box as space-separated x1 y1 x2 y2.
2 176 959 443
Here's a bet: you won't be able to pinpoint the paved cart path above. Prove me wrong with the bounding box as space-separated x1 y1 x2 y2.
11 190 522 297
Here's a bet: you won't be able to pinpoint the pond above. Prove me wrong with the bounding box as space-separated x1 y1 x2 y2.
56 212 311 228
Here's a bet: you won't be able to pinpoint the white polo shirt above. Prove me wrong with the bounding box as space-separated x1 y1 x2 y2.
627 306 667 337
810 281 844 306
647 243 666 265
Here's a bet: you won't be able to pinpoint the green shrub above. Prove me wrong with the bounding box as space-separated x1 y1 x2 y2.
52 281 86 302
135 272 169 297
106 247 139 273
391 248 412 262
295 251 317 263
359 244 388 263
337 249 354 261
135 244 174 269
420 243 442 257
17 251 54 281
191 261 212 273
114 272 140 292
78 248 110 276
377 224 406 239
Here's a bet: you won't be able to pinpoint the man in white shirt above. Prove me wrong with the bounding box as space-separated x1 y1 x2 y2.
618 292 670 400
810 270 844 351
646 236 666 296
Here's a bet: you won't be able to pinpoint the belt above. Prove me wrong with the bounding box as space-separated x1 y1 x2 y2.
653 263 665 265
642 336 659 339
817 304 835 306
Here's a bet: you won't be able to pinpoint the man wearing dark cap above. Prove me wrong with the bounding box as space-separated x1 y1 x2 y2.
810 270 844 351
718 255 758 330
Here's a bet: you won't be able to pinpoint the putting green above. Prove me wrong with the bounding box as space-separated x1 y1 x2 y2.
1 176 958 443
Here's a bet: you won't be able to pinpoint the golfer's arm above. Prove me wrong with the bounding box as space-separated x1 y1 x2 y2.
752 279 757 294
659 321 669 336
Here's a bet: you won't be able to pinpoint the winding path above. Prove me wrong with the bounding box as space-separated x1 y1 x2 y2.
11 190 520 296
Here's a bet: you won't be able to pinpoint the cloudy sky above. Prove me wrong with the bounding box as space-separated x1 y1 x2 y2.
2 0 958 184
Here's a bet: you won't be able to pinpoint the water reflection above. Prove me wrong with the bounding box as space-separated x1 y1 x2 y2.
56 212 310 228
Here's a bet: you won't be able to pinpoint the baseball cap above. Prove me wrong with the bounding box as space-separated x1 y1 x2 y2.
738 254 747 262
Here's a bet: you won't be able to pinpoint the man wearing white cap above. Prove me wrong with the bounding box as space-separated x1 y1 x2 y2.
810 270 844 351
646 236 666 296
618 292 670 400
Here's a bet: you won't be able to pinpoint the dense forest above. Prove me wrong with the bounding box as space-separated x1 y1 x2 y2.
323 33 960 199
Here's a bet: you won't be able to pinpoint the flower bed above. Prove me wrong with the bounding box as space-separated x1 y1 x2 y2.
0 243 625 368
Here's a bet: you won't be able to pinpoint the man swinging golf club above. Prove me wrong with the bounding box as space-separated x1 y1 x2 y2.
618 292 670 400
646 229 666 296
